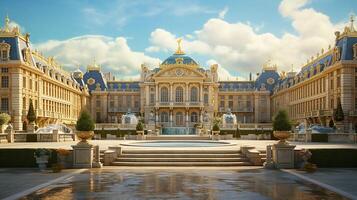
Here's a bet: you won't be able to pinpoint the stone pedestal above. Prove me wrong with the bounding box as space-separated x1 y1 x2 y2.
27 122 36 133
72 142 94 168
92 145 102 168
272 143 296 169
263 145 275 169
6 129 14 143
52 129 59 142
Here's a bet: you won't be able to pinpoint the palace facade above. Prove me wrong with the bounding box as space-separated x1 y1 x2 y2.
0 16 89 131
1 16 357 132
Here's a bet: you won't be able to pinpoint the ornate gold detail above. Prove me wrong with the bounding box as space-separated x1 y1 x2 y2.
87 58 101 71
332 46 341 63
353 43 357 60
87 78 96 85
263 59 277 71
175 38 184 55
267 77 275 85
0 40 10 61
175 57 183 64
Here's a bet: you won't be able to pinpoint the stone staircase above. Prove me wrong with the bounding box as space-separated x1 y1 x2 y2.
110 149 253 166
145 135 211 140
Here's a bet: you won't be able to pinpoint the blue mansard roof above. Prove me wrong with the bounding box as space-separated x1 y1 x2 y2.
82 69 108 92
107 81 140 91
219 81 255 91
162 53 198 65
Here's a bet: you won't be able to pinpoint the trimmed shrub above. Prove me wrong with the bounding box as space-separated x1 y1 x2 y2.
0 113 10 126
273 110 291 131
76 110 95 131
212 123 220 131
27 100 36 123
136 121 144 131
334 99 344 122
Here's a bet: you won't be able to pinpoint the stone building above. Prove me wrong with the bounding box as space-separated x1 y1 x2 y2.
271 16 357 132
0 16 89 131
77 40 278 134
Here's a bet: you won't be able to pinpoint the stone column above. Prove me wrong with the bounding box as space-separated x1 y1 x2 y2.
340 68 353 132
170 110 173 127
186 111 189 127
254 94 259 123
11 70 23 131
156 84 159 103
200 84 203 102
170 83 173 103
92 145 103 168
186 83 189 102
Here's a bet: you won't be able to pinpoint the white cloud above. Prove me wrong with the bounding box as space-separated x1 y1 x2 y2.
218 6 229 19
147 0 349 76
34 35 161 78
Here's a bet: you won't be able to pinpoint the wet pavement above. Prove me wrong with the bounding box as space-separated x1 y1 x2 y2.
20 168 349 200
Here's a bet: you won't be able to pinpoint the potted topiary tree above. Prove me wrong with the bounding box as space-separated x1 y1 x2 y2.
136 121 144 140
34 148 51 171
273 109 292 144
75 110 95 144
27 100 37 132
212 118 221 140
334 99 344 132
0 113 10 133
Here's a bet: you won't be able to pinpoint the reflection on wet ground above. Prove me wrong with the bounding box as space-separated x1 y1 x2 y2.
21 168 349 200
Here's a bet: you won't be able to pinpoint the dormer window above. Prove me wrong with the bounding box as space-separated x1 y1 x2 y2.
0 41 10 61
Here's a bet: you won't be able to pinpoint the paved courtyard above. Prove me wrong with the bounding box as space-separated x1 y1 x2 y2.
0 140 356 151
0 167 355 200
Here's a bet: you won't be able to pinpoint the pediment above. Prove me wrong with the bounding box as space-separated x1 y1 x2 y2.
153 66 205 79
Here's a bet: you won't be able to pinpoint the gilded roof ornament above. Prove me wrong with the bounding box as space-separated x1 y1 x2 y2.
350 13 356 32
175 38 185 55
4 15 10 31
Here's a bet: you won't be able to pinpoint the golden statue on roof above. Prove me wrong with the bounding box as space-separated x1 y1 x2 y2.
175 38 185 55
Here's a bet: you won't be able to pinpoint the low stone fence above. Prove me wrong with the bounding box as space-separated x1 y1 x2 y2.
0 130 75 143
290 132 357 143
240 133 271 140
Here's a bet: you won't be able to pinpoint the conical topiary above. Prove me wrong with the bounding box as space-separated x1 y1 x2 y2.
334 99 344 122
27 100 36 123
273 110 291 131
76 110 95 131
136 121 144 131
0 113 10 126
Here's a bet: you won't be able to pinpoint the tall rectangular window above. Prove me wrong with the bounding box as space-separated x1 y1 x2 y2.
1 76 8 88
1 68 8 73
1 98 8 112
23 77 26 88
150 93 155 105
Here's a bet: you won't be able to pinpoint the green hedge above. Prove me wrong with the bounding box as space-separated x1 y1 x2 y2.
219 130 237 136
0 149 58 168
311 134 328 142
309 149 357 167
94 129 139 139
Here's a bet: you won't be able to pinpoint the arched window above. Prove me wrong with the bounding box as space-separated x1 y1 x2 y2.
191 112 198 122
175 86 183 102
0 42 10 61
160 112 169 122
204 94 209 104
160 87 168 102
191 87 198 102
175 112 184 126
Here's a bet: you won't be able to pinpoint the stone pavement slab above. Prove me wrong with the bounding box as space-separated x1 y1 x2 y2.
284 168 357 199
0 168 84 199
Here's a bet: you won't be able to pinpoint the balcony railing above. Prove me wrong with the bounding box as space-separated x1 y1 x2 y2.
219 107 254 112
108 108 140 112
156 101 203 107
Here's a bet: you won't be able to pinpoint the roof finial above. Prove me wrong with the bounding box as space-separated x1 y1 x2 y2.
4 14 10 31
350 13 355 32
175 38 184 54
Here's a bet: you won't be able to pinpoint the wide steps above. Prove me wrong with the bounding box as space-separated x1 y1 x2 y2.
119 153 242 158
111 161 252 166
145 136 211 140
122 150 240 154
115 157 248 162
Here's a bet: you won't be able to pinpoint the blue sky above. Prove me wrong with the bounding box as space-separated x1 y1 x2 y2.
1 0 356 79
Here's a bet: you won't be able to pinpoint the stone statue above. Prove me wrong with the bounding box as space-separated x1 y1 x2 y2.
149 111 155 122
203 111 209 122
353 43 357 60
333 46 341 63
